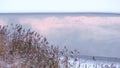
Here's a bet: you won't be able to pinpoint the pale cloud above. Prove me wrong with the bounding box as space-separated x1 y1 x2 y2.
19 16 120 40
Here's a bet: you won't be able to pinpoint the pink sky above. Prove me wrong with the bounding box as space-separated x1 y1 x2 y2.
19 16 120 40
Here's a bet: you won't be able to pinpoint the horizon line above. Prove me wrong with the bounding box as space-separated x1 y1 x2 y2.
0 12 120 15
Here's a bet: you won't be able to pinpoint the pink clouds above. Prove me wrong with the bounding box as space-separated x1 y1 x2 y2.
19 16 120 40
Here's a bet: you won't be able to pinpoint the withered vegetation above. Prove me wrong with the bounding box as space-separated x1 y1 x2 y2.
0 24 80 68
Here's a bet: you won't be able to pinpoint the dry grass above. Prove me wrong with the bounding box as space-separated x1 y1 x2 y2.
0 24 79 68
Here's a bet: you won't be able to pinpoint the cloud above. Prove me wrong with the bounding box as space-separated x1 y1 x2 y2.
19 16 120 40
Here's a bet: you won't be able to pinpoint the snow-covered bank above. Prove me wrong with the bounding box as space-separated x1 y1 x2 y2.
0 55 120 68
60 55 120 68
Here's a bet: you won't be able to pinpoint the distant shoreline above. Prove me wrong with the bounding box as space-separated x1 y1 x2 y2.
0 12 120 16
